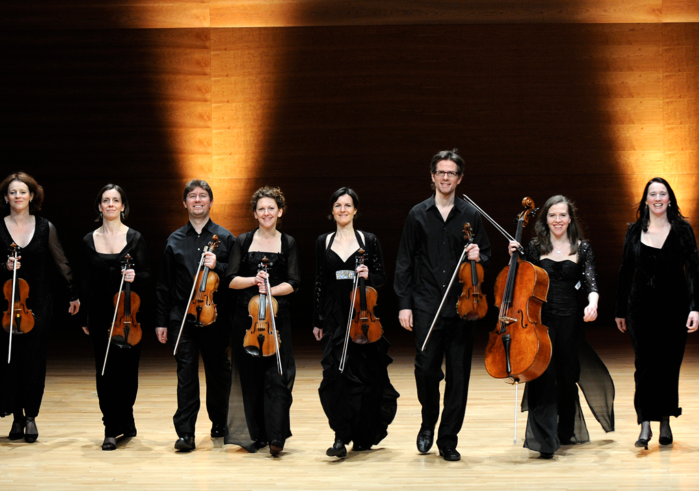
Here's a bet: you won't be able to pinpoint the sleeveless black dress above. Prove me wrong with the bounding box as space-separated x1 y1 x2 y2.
0 216 77 419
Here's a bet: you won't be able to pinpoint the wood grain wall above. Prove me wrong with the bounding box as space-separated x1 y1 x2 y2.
1 2 698 344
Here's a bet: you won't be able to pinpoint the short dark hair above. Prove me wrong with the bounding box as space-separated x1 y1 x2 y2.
251 186 286 211
328 187 360 221
635 177 686 232
183 179 213 202
1 172 44 214
430 149 464 175
94 184 130 222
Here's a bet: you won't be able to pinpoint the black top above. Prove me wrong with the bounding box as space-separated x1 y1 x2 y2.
155 219 235 327
615 221 699 318
313 230 385 330
80 228 151 327
394 194 491 317
224 229 300 315
522 240 598 316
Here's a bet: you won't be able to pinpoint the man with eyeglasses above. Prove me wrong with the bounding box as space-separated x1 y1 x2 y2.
394 149 491 461
155 179 235 452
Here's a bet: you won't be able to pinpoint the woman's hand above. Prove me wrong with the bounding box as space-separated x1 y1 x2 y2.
156 327 168 344
508 241 520 257
123 268 135 283
255 271 268 294
313 327 323 341
68 299 80 315
82 326 89 335
615 317 627 333
687 311 699 333
6 255 21 271
356 264 369 280
583 292 599 322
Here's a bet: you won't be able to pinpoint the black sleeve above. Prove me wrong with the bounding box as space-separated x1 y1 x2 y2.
284 235 301 292
366 232 386 289
615 224 637 318
79 239 91 327
224 234 245 288
155 243 174 328
524 240 539 264
313 234 328 328
579 241 599 294
131 233 152 288
47 221 78 301
394 211 416 311
213 232 234 277
472 211 491 268
681 223 699 312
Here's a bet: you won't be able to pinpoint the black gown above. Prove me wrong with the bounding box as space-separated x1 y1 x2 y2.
313 231 399 447
80 229 151 438
224 230 300 451
615 221 699 423
521 240 615 454
0 216 77 420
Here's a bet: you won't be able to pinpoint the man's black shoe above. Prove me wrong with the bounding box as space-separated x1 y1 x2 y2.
438 447 461 462
175 434 196 451
416 429 434 454
326 439 347 458
211 423 226 438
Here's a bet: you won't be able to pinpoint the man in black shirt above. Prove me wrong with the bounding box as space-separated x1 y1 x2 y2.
155 180 235 451
394 149 491 461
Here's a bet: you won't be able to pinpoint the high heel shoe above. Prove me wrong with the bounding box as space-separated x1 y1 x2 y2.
9 417 25 440
659 417 673 445
24 417 38 443
102 437 117 451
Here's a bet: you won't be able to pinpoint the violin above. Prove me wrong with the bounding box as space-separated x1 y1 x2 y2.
110 254 142 348
3 243 34 337
186 235 220 328
484 197 551 383
456 223 488 321
348 249 382 344
243 256 283 374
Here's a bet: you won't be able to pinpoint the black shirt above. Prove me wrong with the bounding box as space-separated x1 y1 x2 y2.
155 219 235 327
394 194 491 317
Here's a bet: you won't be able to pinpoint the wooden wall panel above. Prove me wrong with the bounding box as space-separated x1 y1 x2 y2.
664 0 699 22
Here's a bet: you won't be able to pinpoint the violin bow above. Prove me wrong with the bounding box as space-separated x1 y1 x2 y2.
338 254 361 372
173 244 210 356
7 243 19 364
461 194 524 254
102 255 130 376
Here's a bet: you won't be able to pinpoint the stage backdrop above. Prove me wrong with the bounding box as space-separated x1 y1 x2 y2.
2 1 698 347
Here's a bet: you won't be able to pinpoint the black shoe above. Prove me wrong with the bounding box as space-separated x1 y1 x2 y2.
659 435 673 445
438 447 461 462
175 434 196 451
269 440 284 456
539 452 554 460
124 423 137 438
635 422 652 450
9 418 25 440
326 439 347 458
254 440 268 450
102 437 117 451
352 443 371 452
24 417 38 443
659 417 673 445
211 423 226 438
416 429 434 454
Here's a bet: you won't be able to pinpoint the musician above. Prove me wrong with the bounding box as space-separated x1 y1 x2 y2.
615 178 699 449
155 179 234 452
81 184 151 451
394 150 491 462
1 172 80 443
313 187 399 458
225 186 299 456
508 195 614 459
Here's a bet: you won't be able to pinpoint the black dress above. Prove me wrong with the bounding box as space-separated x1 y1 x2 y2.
615 221 699 423
224 230 300 451
80 229 151 438
0 216 77 419
313 231 399 447
521 240 615 454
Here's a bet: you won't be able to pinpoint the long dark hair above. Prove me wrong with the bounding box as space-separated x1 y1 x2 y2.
532 195 584 256
635 177 686 232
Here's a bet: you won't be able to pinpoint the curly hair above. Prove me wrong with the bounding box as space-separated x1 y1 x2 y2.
251 186 286 212
1 172 44 214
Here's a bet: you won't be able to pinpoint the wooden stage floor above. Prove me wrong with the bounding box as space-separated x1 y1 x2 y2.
1 328 698 490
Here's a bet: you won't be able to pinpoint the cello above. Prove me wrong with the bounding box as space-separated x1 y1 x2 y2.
243 256 283 375
339 249 382 372
456 223 488 321
3 243 35 363
484 197 551 384
101 254 142 375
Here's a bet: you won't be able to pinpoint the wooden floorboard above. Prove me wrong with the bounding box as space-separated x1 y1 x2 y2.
1 328 698 490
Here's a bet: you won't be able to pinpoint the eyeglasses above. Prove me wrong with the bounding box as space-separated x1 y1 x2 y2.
433 170 460 178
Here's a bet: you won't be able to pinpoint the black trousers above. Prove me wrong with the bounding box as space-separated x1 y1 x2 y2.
171 318 231 437
413 309 475 449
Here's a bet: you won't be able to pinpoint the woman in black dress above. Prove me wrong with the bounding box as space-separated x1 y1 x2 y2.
615 177 699 449
1 172 80 443
509 195 614 459
313 187 399 458
81 184 151 451
225 186 299 455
